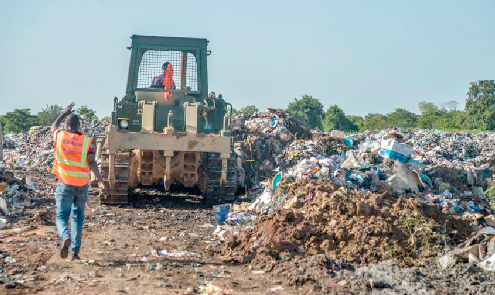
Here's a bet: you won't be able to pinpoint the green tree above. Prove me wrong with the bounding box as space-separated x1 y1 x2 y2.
386 108 418 128
464 80 495 130
230 108 239 117
432 110 465 130
417 101 441 129
77 105 98 120
323 105 358 132
440 100 459 112
347 115 365 131
361 113 389 130
100 116 112 124
418 101 439 114
238 105 259 115
37 104 62 125
0 109 38 133
287 95 325 130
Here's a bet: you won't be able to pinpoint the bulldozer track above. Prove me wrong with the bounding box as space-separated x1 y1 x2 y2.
98 150 131 205
201 152 238 203
96 149 240 205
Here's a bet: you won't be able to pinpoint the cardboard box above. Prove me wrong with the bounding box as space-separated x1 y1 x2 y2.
330 130 345 140
379 139 414 163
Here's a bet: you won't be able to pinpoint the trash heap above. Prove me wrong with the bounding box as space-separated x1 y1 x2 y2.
438 216 495 272
1 136 16 149
0 167 55 229
347 129 495 214
244 128 495 216
232 109 311 186
3 126 55 167
214 126 495 289
219 179 474 288
2 119 107 169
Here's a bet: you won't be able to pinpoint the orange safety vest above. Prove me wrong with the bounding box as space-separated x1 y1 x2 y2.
52 130 93 187
164 63 174 99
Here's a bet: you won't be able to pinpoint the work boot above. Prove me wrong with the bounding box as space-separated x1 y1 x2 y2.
60 236 71 259
70 251 80 261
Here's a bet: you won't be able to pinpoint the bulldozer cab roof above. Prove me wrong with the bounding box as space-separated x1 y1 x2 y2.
129 35 209 48
125 35 209 100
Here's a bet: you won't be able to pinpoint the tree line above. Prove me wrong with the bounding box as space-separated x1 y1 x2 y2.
1 80 494 134
235 79 495 133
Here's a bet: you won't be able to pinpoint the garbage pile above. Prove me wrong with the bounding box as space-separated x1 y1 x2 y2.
438 216 495 271
3 126 55 167
1 136 16 149
244 128 495 216
232 108 311 142
2 119 106 169
347 129 495 214
213 127 495 289
232 109 311 186
219 179 474 287
0 167 55 229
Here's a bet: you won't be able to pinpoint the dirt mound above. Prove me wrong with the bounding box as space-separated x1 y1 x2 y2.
219 179 474 286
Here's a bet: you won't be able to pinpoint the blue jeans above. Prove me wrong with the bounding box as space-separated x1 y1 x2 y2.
55 181 88 255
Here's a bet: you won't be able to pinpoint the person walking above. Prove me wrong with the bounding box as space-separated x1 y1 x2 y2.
51 103 108 260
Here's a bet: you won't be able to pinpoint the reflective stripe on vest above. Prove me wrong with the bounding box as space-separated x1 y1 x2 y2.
53 166 91 177
52 131 92 187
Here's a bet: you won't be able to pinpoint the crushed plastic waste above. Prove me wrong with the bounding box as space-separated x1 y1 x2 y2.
2 119 106 169
213 204 231 224
232 109 311 188
438 223 495 271
0 169 38 222
241 128 495 217
215 125 495 283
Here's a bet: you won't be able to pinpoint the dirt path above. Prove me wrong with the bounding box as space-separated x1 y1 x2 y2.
3 189 495 294
1 191 305 295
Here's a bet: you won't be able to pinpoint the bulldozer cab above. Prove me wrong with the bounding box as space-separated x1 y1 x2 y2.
113 35 229 135
124 35 209 104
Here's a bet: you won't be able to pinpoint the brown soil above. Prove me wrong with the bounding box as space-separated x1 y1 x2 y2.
219 179 474 289
0 188 302 295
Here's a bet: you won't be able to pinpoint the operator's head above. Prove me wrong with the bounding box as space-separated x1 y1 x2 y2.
162 62 171 74
66 113 80 133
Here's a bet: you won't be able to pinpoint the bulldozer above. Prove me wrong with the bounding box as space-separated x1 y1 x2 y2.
96 35 245 205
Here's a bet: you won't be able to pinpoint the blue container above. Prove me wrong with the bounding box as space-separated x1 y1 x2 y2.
213 204 231 224
379 149 409 163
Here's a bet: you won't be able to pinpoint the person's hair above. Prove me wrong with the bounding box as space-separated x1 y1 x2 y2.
66 114 80 132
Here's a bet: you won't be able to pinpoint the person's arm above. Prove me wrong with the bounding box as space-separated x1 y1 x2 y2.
88 153 109 195
151 75 162 87
51 103 75 134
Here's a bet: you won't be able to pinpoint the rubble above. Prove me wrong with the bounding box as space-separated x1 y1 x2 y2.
232 110 311 187
439 223 495 269
241 127 495 217
212 124 495 291
1 119 106 169
219 180 473 265
0 167 55 229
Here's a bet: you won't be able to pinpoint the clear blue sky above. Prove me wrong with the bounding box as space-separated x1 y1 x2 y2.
1 0 494 118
